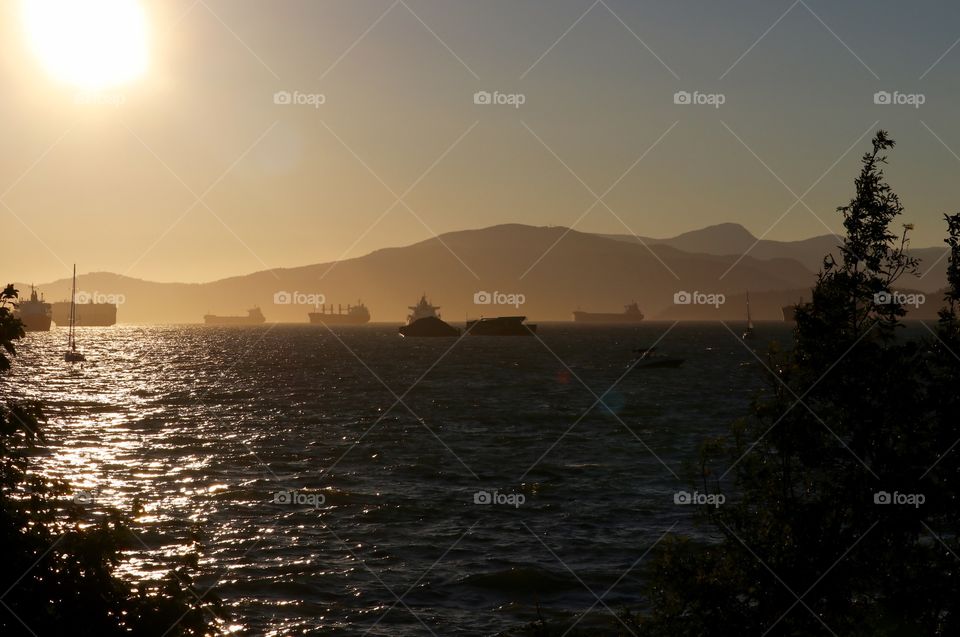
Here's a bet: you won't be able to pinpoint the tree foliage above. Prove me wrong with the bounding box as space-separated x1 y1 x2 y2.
638 132 960 636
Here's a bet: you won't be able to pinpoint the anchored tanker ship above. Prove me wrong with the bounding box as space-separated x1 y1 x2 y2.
572 302 645 324
14 286 53 332
308 302 370 325
399 295 459 337
52 300 117 326
203 307 266 325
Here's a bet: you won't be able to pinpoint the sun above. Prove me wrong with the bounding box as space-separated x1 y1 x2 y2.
23 0 149 90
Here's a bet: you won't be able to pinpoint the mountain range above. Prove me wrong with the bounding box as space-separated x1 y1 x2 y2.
16 223 950 324
601 222 949 284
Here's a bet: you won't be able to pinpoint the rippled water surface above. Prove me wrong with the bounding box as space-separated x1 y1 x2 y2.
8 323 793 635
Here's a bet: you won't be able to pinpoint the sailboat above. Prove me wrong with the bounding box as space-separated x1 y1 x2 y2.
741 291 755 340
64 265 86 363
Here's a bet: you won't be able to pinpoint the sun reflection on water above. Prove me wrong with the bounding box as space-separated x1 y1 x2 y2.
7 323 779 634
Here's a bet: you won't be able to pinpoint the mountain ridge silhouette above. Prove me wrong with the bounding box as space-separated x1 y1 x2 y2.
18 223 948 324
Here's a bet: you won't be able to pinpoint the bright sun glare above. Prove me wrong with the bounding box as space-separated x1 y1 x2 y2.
22 0 148 90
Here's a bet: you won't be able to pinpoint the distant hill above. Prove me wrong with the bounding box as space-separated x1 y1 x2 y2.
20 224 820 324
18 223 951 325
600 223 948 292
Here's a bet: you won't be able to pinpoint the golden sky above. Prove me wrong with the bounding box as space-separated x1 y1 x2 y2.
3 0 960 284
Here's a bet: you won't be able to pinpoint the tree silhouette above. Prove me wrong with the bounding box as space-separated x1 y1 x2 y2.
638 132 960 636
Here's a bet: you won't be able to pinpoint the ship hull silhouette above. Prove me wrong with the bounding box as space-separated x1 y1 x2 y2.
15 286 53 332
52 301 116 327
399 316 460 337
573 302 644 324
399 294 458 337
465 316 536 336
203 307 266 325
308 303 370 325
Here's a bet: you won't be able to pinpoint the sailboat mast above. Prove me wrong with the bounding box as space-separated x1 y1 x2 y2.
69 264 76 350
746 292 753 328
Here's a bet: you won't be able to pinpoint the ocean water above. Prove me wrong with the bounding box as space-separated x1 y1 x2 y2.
8 323 792 636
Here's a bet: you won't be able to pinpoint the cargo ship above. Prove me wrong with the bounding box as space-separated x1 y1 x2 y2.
465 316 536 336
308 302 370 325
399 295 459 337
572 302 644 324
14 286 52 332
203 307 266 325
52 300 117 326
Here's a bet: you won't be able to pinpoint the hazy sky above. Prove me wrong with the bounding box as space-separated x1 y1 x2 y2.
3 0 960 283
